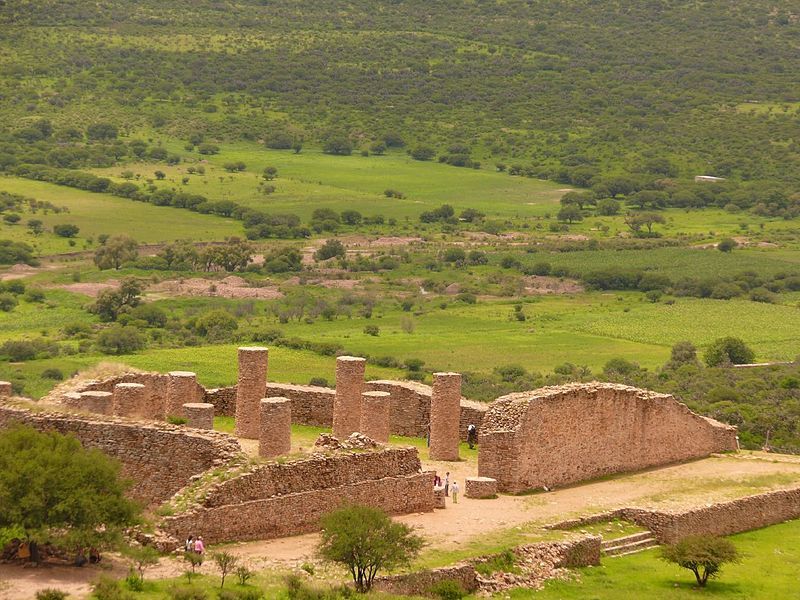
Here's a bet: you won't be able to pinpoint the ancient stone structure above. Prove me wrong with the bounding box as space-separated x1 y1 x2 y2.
360 390 391 443
429 372 462 461
259 397 292 458
166 371 199 417
478 382 738 493
234 347 268 439
161 447 435 543
331 356 366 439
0 381 11 397
0 403 241 504
113 382 149 419
79 391 113 415
183 402 215 430
465 476 498 499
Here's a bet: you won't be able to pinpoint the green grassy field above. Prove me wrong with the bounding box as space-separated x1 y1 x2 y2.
0 176 243 254
522 519 800 599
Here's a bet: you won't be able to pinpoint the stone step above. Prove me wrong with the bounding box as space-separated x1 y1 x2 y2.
601 531 653 550
604 538 659 557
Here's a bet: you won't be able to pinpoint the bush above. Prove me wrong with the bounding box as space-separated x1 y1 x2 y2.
429 580 467 600
41 368 64 380
0 340 38 361
309 377 329 387
0 292 18 312
24 288 45 302
704 337 755 367
53 223 80 238
314 239 346 261
717 238 738 253
130 304 167 327
363 325 380 336
195 309 238 340
91 576 135 600
661 535 739 587
169 586 208 600
96 326 146 355
36 590 69 600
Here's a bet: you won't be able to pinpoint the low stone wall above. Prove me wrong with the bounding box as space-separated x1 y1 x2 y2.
0 403 241 505
161 471 435 544
201 447 423 507
372 564 479 596
623 487 800 543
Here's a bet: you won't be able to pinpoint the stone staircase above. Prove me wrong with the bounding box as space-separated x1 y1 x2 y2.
601 532 659 557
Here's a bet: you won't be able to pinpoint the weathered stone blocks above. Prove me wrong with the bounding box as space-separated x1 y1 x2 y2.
465 476 498 498
332 356 366 439
166 371 198 418
183 402 215 430
0 381 11 397
80 391 113 415
113 383 148 419
259 397 292 458
429 372 462 461
235 347 268 439
360 391 391 443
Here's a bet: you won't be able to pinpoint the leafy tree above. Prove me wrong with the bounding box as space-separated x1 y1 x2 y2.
341 210 362 225
624 212 665 235
666 341 699 368
322 135 353 156
318 505 424 592
91 278 143 321
53 223 79 238
717 238 738 253
314 239 346 261
94 235 139 270
661 536 739 587
154 170 166 180
96 325 146 355
262 166 278 180
410 146 435 161
557 204 583 223
0 425 139 561
195 309 238 340
704 337 755 367
86 123 118 141
197 143 220 155
27 219 44 235
596 198 621 216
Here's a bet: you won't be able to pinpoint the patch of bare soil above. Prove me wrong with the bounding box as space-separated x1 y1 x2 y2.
0 263 40 281
284 276 360 290
55 280 119 298
148 276 283 300
523 275 584 295
545 234 589 242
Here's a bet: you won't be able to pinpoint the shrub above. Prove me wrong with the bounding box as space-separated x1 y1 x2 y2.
195 310 238 340
704 337 755 367
429 580 467 600
661 535 739 587
0 292 18 312
309 377 329 387
314 239 346 261
24 288 45 302
475 550 518 577
235 565 255 586
130 304 167 327
91 576 135 600
169 586 208 600
41 368 64 380
0 339 38 361
363 325 380 336
717 238 738 253
96 326 146 355
53 223 80 238
36 590 69 600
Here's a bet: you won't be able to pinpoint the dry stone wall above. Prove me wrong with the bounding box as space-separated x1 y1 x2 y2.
479 382 737 492
0 403 241 504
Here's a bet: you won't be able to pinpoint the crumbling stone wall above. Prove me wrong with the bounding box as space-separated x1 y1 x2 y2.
479 382 737 492
161 447 434 543
0 403 241 505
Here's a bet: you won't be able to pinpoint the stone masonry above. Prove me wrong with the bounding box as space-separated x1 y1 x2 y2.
259 397 292 458
360 391 391 443
113 383 149 419
429 372 462 461
166 371 199 418
332 356 366 439
234 347 268 439
0 381 11 397
465 476 498 499
79 391 113 415
183 402 215 429
479 382 738 492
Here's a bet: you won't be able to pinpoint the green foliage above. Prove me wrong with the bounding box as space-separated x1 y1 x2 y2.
94 236 139 270
91 278 143 321
91 576 135 600
318 505 425 592
53 223 79 238
0 425 139 554
661 536 739 587
212 551 239 588
314 239 345 261
717 238 738 253
96 325 146 355
429 579 467 600
704 337 755 366
35 590 69 600
474 549 519 577
195 309 238 340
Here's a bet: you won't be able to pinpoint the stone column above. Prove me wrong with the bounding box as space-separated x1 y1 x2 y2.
235 347 269 439
165 371 198 418
332 356 366 439
429 372 462 461
0 381 12 397
80 391 113 415
113 383 148 419
360 391 391 443
259 397 292 458
183 402 215 430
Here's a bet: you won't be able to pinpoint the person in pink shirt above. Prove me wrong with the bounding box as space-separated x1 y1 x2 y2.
193 536 205 563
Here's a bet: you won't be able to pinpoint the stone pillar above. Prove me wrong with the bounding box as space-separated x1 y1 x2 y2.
259 397 292 458
0 381 12 397
113 382 148 419
183 402 215 430
332 356 366 439
235 347 269 439
429 372 462 461
80 391 113 415
360 391 391 443
165 371 198 418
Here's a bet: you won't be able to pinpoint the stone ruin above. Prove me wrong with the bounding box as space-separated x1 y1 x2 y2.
478 381 738 493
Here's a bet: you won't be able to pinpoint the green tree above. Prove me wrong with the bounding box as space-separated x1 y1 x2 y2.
318 505 424 592
314 239 346 261
124 545 160 584
661 536 739 587
704 337 755 367
262 166 278 180
717 238 738 253
213 551 238 588
0 425 139 561
91 278 143 321
557 204 583 223
27 219 44 235
96 325 146 355
94 235 139 270
53 223 80 238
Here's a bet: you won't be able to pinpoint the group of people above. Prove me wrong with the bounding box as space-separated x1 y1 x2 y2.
184 535 205 561
433 471 461 503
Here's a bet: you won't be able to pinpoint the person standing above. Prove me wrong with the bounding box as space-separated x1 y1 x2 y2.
184 535 194 553
444 472 450 496
194 536 205 564
451 480 460 504
467 423 477 449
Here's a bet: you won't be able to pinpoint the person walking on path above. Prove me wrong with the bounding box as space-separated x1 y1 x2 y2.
451 481 460 504
444 472 450 496
184 535 194 553
467 423 477 449
194 536 205 564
